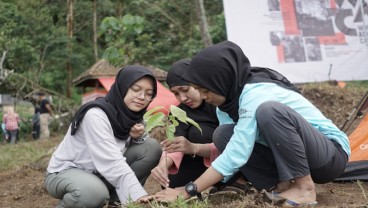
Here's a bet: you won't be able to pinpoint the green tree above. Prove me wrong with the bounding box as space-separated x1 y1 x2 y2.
0 0 226 99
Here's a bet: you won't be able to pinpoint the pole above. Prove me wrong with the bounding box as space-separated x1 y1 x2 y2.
341 91 368 132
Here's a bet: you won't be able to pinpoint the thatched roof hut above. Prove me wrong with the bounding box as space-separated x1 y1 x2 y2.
73 59 168 88
73 59 169 104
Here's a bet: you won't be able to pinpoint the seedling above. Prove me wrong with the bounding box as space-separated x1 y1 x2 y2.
144 105 202 188
144 105 202 141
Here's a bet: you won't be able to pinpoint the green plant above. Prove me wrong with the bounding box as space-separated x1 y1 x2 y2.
144 105 201 141
143 105 202 198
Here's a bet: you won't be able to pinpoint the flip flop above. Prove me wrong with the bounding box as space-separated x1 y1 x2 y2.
262 191 287 205
262 191 318 207
282 199 318 207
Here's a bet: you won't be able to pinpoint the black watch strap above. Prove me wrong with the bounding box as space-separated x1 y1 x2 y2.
185 181 202 199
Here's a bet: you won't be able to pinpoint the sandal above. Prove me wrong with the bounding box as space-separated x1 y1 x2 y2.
262 190 318 207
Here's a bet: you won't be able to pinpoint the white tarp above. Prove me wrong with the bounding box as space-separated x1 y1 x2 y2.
223 0 368 83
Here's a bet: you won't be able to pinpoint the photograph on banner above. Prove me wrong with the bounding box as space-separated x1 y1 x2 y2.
223 0 368 83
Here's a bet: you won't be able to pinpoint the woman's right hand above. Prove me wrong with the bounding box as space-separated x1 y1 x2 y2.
161 136 193 154
137 195 155 203
151 161 170 188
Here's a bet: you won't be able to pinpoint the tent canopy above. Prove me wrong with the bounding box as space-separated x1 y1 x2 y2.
335 114 368 181
98 78 179 112
335 93 368 181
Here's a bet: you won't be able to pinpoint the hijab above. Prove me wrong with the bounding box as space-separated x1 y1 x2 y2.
166 58 218 139
182 40 299 122
166 59 191 88
71 65 157 140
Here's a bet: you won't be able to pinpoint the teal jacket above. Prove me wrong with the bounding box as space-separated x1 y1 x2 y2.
212 83 350 181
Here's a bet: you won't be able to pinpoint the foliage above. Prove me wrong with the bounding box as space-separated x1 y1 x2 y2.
144 105 201 141
99 15 145 66
346 80 368 90
0 0 225 101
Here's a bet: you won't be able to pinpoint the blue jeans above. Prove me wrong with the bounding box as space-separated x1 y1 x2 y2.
7 130 18 144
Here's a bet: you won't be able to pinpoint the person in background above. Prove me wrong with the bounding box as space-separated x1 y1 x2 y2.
45 65 162 207
155 41 350 207
31 103 40 140
39 92 53 140
2 108 20 144
150 59 220 189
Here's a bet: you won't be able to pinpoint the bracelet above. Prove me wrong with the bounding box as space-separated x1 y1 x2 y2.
192 144 198 158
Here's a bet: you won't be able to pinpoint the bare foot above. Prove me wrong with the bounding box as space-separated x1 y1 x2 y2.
278 175 316 204
273 180 292 193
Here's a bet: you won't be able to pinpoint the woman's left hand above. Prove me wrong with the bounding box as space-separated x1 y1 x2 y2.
130 123 145 139
154 187 189 202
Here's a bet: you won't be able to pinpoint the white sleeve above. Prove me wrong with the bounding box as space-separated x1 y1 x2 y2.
81 108 147 204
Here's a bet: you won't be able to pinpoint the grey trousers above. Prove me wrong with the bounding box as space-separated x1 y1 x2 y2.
45 138 162 208
213 101 348 190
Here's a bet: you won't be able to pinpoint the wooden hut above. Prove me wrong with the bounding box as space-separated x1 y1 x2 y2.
73 60 178 109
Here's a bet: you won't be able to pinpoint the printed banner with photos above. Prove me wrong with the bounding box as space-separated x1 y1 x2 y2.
223 0 368 83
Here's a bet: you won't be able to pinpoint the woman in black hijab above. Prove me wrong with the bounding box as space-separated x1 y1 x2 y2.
150 59 219 188
45 65 162 207
155 41 349 207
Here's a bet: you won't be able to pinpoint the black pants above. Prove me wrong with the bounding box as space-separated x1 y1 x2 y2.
213 101 348 190
168 155 208 188
32 124 40 140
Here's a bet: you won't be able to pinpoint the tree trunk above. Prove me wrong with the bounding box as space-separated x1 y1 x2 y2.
93 0 98 61
0 51 6 70
0 51 7 82
66 0 74 98
194 0 212 47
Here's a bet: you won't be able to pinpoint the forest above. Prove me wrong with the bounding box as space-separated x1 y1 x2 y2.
1 1 368 207
0 0 225 101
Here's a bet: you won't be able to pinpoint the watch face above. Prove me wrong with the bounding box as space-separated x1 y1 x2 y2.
186 183 195 192
185 182 198 196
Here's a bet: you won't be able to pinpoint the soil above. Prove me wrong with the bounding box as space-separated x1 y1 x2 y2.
1 83 367 208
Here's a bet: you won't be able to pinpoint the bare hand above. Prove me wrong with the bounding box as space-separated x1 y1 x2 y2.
161 136 194 154
137 195 155 203
130 123 145 139
151 162 170 188
154 187 189 202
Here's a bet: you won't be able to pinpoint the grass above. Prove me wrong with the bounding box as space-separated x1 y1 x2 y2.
0 136 61 171
357 180 368 203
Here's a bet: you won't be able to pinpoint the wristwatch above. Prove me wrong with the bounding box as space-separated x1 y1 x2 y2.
184 181 202 199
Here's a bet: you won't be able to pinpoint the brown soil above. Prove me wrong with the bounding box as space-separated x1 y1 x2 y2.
1 83 367 208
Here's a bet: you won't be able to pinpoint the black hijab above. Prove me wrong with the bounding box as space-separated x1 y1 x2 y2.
71 65 157 140
166 58 218 139
166 59 191 88
182 41 299 122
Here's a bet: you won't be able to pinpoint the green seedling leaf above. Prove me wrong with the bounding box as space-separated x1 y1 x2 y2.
166 124 176 141
144 106 166 121
171 117 179 127
170 105 188 124
145 112 165 133
186 117 202 134
168 115 179 126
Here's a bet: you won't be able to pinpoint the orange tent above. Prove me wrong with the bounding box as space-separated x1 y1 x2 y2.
335 93 368 181
348 114 368 162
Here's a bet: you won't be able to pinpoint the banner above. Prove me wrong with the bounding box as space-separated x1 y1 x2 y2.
223 0 368 83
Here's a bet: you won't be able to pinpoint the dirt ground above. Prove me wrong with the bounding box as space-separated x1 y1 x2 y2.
1 83 367 208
